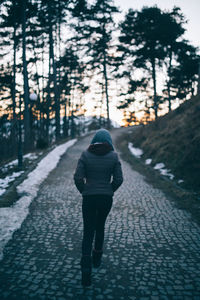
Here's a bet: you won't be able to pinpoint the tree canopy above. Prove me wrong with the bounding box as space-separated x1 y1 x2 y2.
0 1 199 162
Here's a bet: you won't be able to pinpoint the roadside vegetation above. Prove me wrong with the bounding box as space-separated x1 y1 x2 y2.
128 95 200 193
116 96 200 224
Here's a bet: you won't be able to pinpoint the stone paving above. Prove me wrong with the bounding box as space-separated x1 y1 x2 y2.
0 131 200 300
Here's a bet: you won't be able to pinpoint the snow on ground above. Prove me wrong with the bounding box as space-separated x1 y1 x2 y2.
0 171 24 196
154 163 165 170
153 163 174 180
159 168 174 180
178 179 184 184
1 160 18 172
145 158 152 165
0 139 77 261
1 153 41 173
23 153 39 160
128 142 143 158
128 144 175 180
0 189 6 197
0 152 44 195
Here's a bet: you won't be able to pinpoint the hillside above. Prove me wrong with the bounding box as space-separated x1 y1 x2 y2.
128 95 200 193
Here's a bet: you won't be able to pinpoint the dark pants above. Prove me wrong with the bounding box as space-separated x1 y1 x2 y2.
82 194 113 256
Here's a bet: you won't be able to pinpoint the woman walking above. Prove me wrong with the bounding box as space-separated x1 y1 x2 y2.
74 129 123 286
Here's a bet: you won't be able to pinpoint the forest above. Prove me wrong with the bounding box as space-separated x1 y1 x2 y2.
0 0 199 163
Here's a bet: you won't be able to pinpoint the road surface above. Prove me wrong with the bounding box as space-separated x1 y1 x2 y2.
0 130 200 299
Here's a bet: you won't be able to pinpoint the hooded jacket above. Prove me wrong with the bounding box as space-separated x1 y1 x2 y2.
74 129 123 196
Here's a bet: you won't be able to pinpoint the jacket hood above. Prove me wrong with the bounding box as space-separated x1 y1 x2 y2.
88 142 113 156
90 129 114 150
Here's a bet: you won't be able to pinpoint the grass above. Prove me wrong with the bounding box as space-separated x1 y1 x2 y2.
115 95 200 225
128 95 200 193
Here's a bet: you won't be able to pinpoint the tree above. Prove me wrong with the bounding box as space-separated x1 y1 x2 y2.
72 0 119 128
0 0 21 129
0 0 37 151
168 42 199 101
0 0 21 122
36 0 72 141
21 0 31 150
198 60 200 96
160 7 186 111
59 45 87 137
119 7 174 119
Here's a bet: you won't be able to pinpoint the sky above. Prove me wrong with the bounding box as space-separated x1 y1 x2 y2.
114 0 200 48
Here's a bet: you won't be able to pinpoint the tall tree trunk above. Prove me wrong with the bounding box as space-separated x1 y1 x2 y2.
12 1 17 123
100 82 104 127
22 0 30 150
151 57 158 119
41 34 45 138
145 98 150 123
63 102 66 137
32 37 41 138
57 1 61 105
63 85 70 137
32 38 41 94
102 16 110 129
49 19 60 141
11 3 17 154
198 59 200 95
103 48 110 129
167 48 172 111
46 44 51 144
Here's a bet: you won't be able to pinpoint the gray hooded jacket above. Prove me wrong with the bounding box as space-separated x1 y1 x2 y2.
74 129 123 196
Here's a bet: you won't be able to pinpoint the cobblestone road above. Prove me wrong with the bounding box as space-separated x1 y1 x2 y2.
0 131 200 300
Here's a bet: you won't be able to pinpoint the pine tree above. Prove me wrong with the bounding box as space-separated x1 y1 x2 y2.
0 0 21 131
59 44 87 137
169 42 199 101
1 0 41 151
119 7 169 119
72 0 119 128
36 0 72 141
160 7 186 111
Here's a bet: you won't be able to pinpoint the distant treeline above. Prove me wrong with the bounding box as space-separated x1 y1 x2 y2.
0 0 199 161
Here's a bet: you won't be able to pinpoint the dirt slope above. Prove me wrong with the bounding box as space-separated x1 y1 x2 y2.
129 95 200 193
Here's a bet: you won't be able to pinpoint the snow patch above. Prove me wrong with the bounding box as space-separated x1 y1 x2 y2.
178 179 184 184
154 163 174 180
154 163 165 170
2 159 18 170
1 153 40 173
145 158 152 165
23 153 38 160
0 189 6 196
128 143 143 158
0 139 77 261
127 143 177 182
0 171 24 196
159 169 174 180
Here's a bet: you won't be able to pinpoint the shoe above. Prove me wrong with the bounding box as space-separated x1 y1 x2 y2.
92 249 103 268
80 256 92 286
